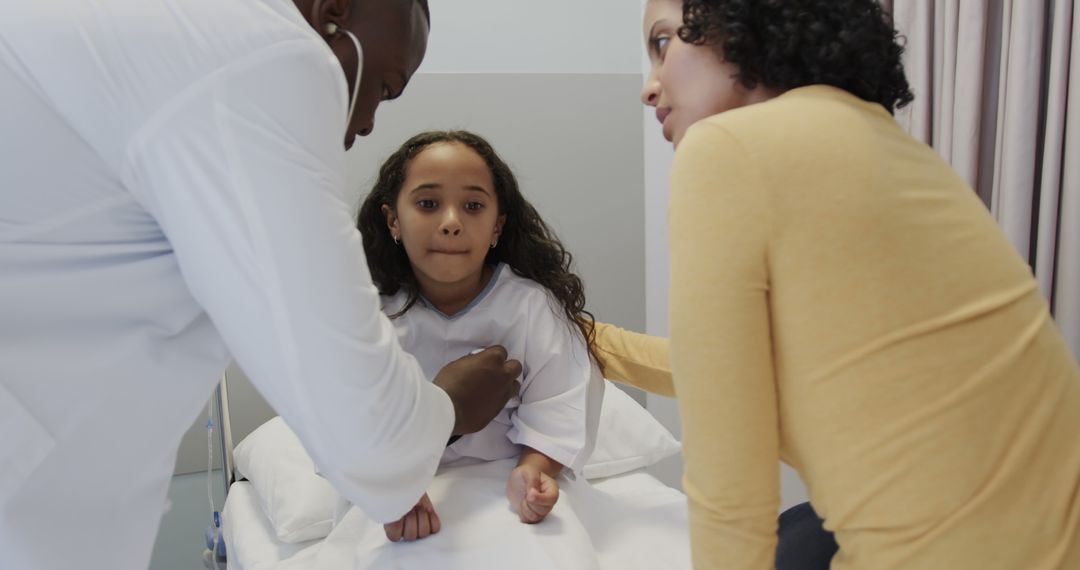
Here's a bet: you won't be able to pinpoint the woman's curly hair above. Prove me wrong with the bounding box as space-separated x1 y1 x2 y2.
678 0 914 114
357 130 600 367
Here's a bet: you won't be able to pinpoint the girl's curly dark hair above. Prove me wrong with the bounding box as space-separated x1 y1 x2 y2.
677 0 914 114
357 130 600 367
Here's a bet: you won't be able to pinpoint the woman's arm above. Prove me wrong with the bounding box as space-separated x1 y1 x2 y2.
669 122 780 570
592 322 675 397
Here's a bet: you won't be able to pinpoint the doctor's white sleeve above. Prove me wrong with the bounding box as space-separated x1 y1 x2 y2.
119 41 453 523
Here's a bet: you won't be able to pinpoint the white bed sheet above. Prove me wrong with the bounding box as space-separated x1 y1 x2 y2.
223 459 690 570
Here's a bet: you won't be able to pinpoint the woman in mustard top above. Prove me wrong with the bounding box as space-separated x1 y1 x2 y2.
595 0 1080 569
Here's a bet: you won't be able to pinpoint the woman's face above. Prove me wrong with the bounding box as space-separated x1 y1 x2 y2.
640 0 773 147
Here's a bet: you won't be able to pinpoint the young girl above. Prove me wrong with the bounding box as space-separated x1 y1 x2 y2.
356 130 605 542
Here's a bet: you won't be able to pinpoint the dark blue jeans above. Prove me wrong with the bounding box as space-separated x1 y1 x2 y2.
776 502 838 570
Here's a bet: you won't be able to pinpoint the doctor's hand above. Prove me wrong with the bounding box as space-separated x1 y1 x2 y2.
506 464 559 524
433 346 522 436
384 493 440 542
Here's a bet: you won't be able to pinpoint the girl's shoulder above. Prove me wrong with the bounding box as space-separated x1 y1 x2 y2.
489 264 555 308
492 266 592 364
489 264 571 325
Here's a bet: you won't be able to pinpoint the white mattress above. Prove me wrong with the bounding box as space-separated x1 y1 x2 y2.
223 459 690 570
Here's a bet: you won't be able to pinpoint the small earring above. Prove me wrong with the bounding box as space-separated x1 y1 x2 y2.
490 241 497 249
393 236 401 245
324 22 339 35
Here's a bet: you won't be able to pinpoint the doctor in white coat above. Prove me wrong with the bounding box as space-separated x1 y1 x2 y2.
0 0 522 568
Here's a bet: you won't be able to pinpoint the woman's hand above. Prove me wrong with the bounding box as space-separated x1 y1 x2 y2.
384 493 441 542
506 463 560 523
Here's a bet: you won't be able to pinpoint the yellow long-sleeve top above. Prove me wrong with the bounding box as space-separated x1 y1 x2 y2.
601 85 1080 569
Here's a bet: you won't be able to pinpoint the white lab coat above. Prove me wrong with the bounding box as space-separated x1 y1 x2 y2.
383 264 604 474
0 1 453 568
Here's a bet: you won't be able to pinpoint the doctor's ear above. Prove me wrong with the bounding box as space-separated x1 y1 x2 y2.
309 0 352 38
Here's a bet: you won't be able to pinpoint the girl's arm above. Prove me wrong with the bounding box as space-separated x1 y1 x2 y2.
516 446 563 477
593 322 675 397
507 447 562 523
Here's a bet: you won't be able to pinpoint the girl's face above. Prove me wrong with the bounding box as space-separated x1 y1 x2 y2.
383 142 506 291
640 0 775 147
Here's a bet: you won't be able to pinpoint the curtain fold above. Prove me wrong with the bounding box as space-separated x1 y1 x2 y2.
989 0 1046 259
1048 0 1080 357
888 0 1078 359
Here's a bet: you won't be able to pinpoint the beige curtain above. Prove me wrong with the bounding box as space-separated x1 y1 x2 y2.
887 0 1079 360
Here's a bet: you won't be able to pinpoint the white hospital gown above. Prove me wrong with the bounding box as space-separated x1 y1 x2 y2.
383 263 605 474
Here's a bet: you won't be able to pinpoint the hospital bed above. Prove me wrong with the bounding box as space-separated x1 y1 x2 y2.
216 380 691 570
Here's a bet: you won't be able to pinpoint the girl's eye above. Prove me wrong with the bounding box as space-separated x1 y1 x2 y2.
464 201 484 212
417 199 436 209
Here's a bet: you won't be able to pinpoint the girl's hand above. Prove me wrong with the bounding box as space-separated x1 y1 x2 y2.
384 493 441 542
506 464 559 523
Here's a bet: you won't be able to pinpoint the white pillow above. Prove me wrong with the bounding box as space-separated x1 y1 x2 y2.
232 416 338 543
232 380 680 542
583 380 682 480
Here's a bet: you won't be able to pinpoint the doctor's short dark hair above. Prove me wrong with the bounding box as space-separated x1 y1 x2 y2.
356 130 600 367
414 0 429 25
678 0 914 114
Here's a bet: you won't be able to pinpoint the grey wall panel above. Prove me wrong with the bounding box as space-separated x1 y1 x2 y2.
174 73 646 474
173 362 271 475
174 405 219 475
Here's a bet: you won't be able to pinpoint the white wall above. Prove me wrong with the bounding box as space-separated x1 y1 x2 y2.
642 84 682 488
422 0 641 74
